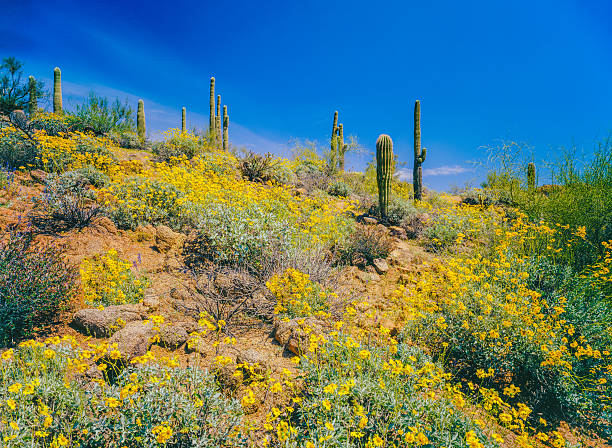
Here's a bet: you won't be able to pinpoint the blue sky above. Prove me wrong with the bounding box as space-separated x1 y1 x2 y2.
2 0 611 190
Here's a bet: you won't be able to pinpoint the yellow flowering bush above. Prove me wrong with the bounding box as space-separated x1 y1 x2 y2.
80 249 148 307
267 268 333 318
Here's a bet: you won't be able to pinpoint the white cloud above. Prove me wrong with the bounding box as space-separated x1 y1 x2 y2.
396 164 470 181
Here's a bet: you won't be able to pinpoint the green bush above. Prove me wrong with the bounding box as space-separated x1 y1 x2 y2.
70 92 134 136
0 231 75 346
282 337 498 448
0 341 245 447
152 129 209 161
368 197 418 227
327 180 351 197
336 225 393 266
0 125 39 168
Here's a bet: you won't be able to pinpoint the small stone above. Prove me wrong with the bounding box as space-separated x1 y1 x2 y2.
274 317 323 355
71 304 144 338
142 296 161 310
236 349 269 375
357 270 380 283
372 258 389 274
362 217 378 225
158 324 189 350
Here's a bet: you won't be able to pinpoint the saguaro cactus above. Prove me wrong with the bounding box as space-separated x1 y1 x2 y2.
376 134 394 219
28 76 37 115
527 162 536 192
53 67 62 114
413 100 427 201
209 77 216 134
137 99 145 141
338 123 347 171
181 107 186 133
216 95 222 144
222 105 229 151
331 111 339 150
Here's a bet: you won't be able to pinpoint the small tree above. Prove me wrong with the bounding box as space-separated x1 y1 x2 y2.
72 91 134 135
0 57 45 116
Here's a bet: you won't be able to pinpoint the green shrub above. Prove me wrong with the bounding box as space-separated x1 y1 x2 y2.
70 92 135 136
0 231 75 346
281 337 498 448
152 129 209 161
327 180 351 197
0 125 39 168
368 197 418 226
0 341 245 447
108 130 144 149
103 177 185 230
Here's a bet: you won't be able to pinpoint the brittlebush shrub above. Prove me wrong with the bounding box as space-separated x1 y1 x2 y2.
0 231 75 346
267 268 333 318
400 216 612 437
0 338 244 447
80 249 149 307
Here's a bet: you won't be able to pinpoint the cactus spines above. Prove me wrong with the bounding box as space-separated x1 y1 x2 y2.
28 76 37 116
53 67 62 114
222 105 229 151
181 107 186 133
137 99 145 141
527 162 536 192
413 100 426 201
376 134 394 219
209 77 216 134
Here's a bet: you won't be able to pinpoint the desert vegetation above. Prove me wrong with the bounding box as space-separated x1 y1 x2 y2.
0 57 610 448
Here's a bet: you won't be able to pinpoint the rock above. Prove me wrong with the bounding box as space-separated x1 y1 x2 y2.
215 363 243 390
155 225 185 253
158 324 189 350
29 169 47 184
134 224 156 241
274 317 324 355
108 321 155 361
362 216 378 225
71 304 145 338
142 296 161 310
389 226 407 239
95 216 118 234
357 270 380 283
379 318 400 336
375 224 390 234
294 188 307 196
351 254 367 269
163 255 182 272
236 349 269 375
372 258 389 275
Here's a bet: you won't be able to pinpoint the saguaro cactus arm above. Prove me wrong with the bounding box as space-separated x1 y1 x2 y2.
222 105 229 151
209 77 216 133
181 107 186 133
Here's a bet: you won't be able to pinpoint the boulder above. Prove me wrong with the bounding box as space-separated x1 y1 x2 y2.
362 216 378 225
108 321 155 361
236 349 269 375
95 216 118 234
389 226 407 239
372 258 390 275
71 304 145 338
155 225 185 253
158 324 189 350
274 317 324 355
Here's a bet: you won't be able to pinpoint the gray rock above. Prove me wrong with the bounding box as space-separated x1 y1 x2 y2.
108 321 155 361
72 304 145 338
372 258 390 274
158 324 189 349
236 349 269 375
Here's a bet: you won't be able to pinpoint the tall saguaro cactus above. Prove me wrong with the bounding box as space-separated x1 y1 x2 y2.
527 162 536 192
338 123 346 172
331 111 338 150
28 76 37 116
216 95 222 144
376 134 394 219
413 100 427 201
222 105 229 151
209 77 216 135
181 107 186 133
53 67 62 114
137 99 146 141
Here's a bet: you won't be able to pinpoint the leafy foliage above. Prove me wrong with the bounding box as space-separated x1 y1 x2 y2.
70 92 134 136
